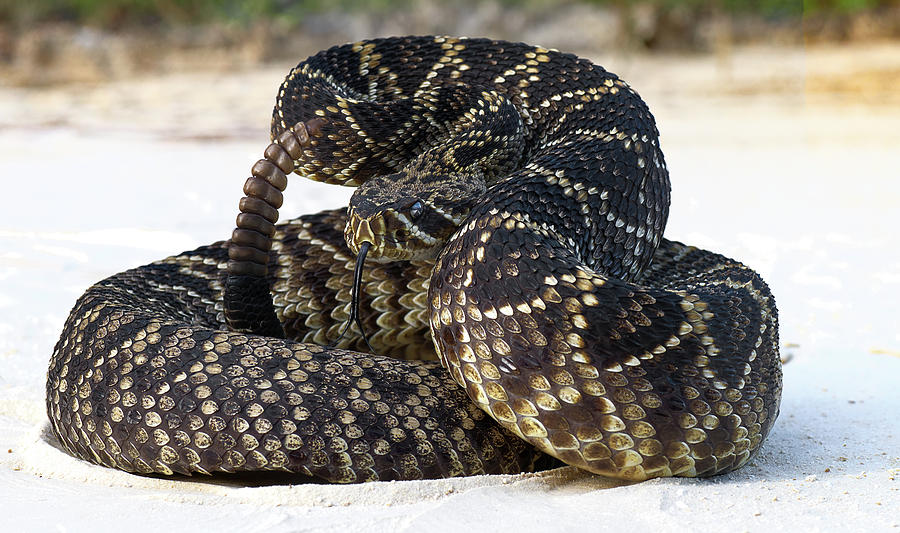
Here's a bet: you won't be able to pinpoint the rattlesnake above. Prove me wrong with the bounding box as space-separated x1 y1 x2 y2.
47 36 782 483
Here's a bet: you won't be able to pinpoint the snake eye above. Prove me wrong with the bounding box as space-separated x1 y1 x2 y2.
409 200 424 220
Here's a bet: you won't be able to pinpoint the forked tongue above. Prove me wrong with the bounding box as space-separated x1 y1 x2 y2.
330 241 375 353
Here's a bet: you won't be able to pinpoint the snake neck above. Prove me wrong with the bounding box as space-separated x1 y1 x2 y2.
344 89 525 263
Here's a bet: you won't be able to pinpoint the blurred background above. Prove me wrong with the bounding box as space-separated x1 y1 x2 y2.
2 0 899 84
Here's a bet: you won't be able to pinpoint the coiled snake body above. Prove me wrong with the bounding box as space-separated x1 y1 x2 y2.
47 36 782 483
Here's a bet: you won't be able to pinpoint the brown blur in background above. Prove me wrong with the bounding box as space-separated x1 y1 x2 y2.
1 0 899 85
1 1 898 104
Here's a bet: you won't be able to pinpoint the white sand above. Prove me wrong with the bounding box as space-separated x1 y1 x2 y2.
1 42 898 532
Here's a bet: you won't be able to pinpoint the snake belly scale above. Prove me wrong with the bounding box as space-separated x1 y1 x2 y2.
47 36 782 483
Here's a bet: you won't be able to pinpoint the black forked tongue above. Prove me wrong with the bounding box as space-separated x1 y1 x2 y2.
330 241 376 354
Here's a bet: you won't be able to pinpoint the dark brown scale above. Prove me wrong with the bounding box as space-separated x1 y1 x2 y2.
48 36 781 483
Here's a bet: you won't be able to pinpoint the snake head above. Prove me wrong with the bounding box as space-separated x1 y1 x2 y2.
345 172 486 262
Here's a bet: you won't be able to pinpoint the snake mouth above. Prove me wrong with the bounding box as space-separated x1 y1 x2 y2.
345 211 415 262
346 212 383 251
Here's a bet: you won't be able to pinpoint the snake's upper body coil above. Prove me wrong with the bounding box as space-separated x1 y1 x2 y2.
47 36 782 483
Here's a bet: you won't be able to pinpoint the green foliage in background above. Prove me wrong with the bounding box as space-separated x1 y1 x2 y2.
581 0 898 17
1 0 897 28
802 0 894 13
579 0 802 17
0 0 409 27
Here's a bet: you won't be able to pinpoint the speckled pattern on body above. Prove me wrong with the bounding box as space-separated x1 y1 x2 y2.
47 36 782 483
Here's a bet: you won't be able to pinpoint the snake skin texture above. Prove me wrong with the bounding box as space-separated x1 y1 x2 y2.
47 36 782 483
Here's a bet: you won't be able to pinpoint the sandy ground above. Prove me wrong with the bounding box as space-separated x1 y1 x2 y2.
0 40 898 531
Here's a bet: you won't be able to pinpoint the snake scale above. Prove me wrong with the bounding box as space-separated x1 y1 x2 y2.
47 36 782 483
